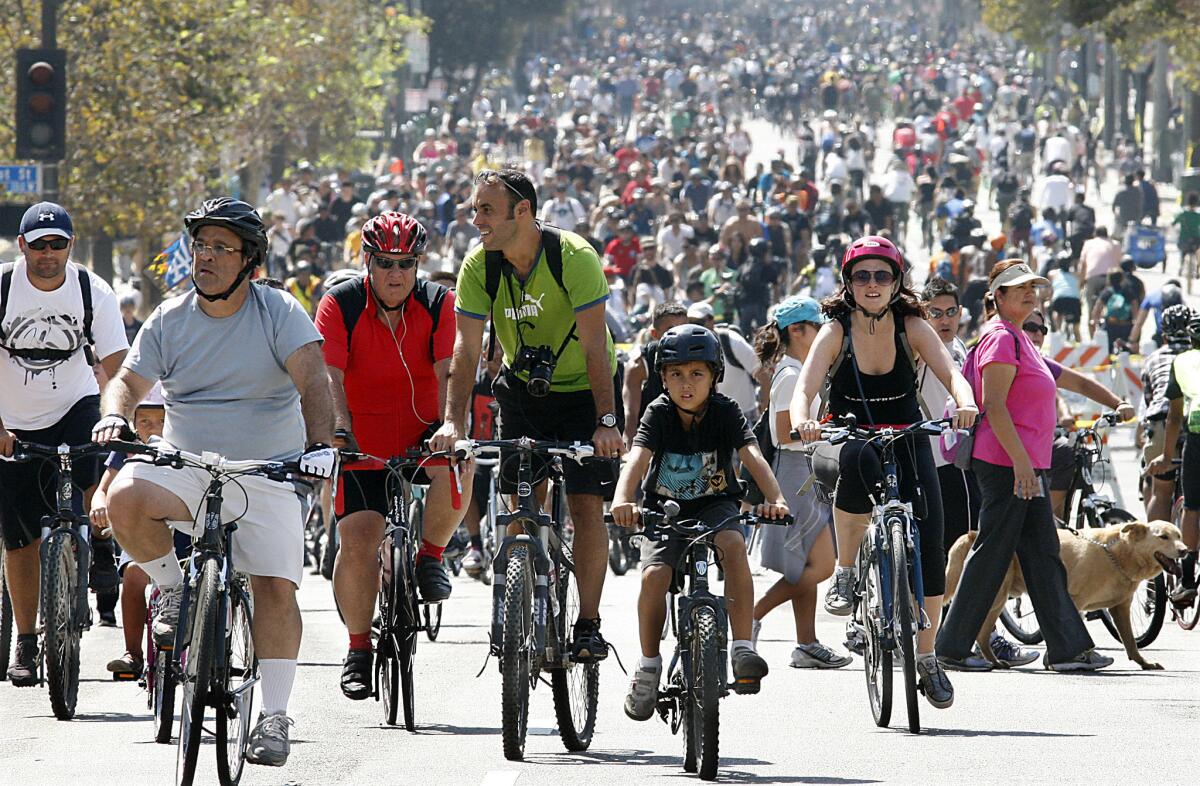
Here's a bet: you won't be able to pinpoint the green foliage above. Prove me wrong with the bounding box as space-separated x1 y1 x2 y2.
0 0 419 241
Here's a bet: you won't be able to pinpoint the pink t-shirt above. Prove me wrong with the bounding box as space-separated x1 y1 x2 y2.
969 319 1058 468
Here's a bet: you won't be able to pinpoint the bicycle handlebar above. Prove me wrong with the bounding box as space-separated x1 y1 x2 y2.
337 447 464 509
10 440 110 462
605 500 794 538
106 440 302 482
452 438 596 463
794 414 964 449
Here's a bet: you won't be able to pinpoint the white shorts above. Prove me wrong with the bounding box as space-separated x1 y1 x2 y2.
117 459 309 587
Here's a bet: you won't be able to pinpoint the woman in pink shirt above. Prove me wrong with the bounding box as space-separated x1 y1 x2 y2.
937 260 1114 672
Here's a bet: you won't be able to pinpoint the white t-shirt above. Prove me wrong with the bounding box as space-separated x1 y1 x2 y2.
0 260 128 429
656 224 694 263
917 336 967 468
769 355 820 451
716 327 759 417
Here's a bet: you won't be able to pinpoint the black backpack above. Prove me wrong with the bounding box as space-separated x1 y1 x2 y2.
0 262 95 363
326 275 450 357
637 340 664 418
482 222 572 361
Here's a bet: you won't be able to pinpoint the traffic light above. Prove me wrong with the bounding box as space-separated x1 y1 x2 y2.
15 48 67 161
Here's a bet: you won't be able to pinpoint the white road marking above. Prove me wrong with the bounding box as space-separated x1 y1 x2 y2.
480 769 521 786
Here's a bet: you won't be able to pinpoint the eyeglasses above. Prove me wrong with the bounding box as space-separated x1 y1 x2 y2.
190 241 243 259
27 237 70 251
475 170 528 202
1022 322 1049 336
927 305 961 319
850 269 896 286
370 253 419 270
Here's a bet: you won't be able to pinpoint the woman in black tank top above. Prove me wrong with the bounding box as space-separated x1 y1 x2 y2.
789 236 978 710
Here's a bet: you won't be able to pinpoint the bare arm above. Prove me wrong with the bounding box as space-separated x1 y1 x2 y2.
612 445 653 507
1054 365 1122 409
98 349 127 391
101 367 155 421
575 301 616 418
907 317 976 411
623 356 647 444
443 315 486 431
285 341 335 446
327 367 353 433
790 320 842 427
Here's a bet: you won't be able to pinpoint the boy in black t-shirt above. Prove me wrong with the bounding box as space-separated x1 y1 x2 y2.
610 325 789 721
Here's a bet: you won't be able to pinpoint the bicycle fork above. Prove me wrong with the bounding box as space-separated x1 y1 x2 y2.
489 530 551 660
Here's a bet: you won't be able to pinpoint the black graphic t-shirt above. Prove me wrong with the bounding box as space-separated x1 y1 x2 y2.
633 392 754 516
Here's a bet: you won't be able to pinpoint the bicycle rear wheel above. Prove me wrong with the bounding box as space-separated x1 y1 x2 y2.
500 544 533 761
690 605 721 781
43 534 81 720
1000 595 1044 644
423 603 443 642
152 644 176 744
1 546 12 678
216 583 256 786
177 559 220 786
892 524 920 734
550 557 598 752
607 526 630 576
861 539 892 728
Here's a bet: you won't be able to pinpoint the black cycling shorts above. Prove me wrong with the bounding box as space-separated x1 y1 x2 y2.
0 395 101 550
491 369 623 499
1183 432 1200 511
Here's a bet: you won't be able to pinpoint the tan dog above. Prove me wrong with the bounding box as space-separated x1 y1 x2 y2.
944 520 1187 670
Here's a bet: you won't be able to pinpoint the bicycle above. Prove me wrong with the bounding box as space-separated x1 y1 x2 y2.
606 502 791 781
607 518 641 576
452 437 599 761
999 413 1166 649
109 440 303 786
144 582 177 744
809 416 957 735
9 440 107 719
1166 466 1200 630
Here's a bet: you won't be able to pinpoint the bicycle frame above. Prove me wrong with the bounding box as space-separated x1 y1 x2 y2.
662 527 731 710
36 446 94 638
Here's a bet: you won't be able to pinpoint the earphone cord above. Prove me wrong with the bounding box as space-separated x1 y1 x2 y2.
384 296 436 429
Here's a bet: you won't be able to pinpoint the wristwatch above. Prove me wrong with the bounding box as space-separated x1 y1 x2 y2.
597 413 618 429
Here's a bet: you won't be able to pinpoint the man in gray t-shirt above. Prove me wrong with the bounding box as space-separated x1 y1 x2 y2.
93 198 336 769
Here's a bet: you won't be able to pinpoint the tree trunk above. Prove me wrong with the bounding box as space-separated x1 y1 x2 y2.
92 232 114 285
1103 40 1117 148
1152 42 1172 183
1186 87 1200 170
1117 67 1132 140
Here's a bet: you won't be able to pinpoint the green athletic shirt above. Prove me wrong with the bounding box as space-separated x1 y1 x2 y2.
1173 209 1200 241
455 228 616 392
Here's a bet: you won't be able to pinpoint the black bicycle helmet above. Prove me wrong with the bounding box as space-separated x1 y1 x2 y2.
748 237 770 258
184 198 268 301
656 324 725 382
1161 304 1192 347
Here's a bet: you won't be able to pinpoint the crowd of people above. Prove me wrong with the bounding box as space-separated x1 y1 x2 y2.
2 0 1198 777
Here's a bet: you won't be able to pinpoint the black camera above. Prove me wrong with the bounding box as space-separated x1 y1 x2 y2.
511 344 556 397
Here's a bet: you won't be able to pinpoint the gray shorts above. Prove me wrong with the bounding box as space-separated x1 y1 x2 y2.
640 498 743 573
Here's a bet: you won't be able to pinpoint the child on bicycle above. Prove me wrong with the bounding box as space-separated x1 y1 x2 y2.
89 384 188 679
610 324 790 721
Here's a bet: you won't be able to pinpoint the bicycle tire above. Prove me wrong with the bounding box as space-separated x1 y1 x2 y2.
677 669 696 773
399 619 417 732
550 559 598 752
43 534 81 720
153 645 176 744
1091 508 1166 647
1 549 12 678
216 585 256 786
423 603 443 642
607 528 630 576
500 544 533 761
892 524 920 734
861 537 892 728
691 605 721 781
1000 596 1044 644
177 558 220 786
379 539 402 726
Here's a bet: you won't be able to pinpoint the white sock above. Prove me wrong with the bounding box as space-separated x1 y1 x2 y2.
638 655 662 671
918 651 936 664
731 639 754 653
139 550 184 590
836 565 854 576
259 659 297 716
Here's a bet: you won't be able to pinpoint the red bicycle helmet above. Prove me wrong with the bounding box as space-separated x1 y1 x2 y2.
360 211 428 255
840 235 906 278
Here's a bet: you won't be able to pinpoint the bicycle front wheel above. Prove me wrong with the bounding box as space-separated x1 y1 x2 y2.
43 534 81 720
891 524 920 734
550 559 598 752
860 538 892 728
216 583 256 786
177 558 220 786
690 605 721 781
500 544 533 761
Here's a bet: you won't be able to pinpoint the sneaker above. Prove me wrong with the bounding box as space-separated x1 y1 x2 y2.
791 642 852 669
988 632 1040 668
107 652 144 679
938 652 994 672
462 547 484 574
824 568 855 617
1168 584 1197 606
152 584 183 648
571 618 609 663
731 646 769 694
415 554 452 602
916 656 955 709
340 649 373 701
7 637 39 687
98 607 118 628
623 662 661 721
1043 649 1114 672
750 619 762 649
245 712 294 767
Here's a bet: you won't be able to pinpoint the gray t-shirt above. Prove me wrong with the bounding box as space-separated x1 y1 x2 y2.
126 283 322 461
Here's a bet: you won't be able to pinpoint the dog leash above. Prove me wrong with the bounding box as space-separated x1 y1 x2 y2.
1069 529 1137 585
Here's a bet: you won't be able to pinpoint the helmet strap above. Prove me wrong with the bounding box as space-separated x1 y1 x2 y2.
193 260 256 302
367 275 406 313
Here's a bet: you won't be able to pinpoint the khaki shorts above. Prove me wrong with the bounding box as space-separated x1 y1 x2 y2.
118 459 309 587
1143 420 1167 466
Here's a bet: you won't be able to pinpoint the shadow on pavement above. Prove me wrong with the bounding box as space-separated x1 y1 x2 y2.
922 728 1094 738
523 748 771 768
711 773 881 785
365 722 501 736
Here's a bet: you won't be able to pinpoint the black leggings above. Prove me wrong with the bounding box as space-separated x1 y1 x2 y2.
937 463 980 556
812 437 946 595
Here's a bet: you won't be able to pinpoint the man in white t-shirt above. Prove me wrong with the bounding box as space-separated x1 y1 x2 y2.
540 183 587 228
0 202 128 686
687 302 760 419
655 211 694 264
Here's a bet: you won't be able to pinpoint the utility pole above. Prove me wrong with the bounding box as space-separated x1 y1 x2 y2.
41 0 59 203
1151 42 1172 183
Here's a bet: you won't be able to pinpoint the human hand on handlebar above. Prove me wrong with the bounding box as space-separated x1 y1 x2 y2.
1115 402 1135 422
951 404 978 432
427 421 464 456
609 501 641 528
0 427 14 458
592 425 625 460
755 500 790 520
92 414 133 445
794 419 822 443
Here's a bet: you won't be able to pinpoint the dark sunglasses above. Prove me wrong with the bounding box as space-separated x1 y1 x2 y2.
850 269 896 286
476 169 528 202
928 305 961 319
369 253 418 270
1022 322 1048 336
27 236 70 251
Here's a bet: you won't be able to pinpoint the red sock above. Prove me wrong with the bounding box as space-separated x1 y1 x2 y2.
349 632 371 651
418 539 445 562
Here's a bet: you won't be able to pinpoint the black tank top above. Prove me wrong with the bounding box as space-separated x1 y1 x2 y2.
828 314 922 425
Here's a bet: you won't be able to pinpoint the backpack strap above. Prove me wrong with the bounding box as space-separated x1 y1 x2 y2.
76 265 95 347
484 222 574 362
410 279 450 359
895 315 933 420
0 263 12 342
716 328 746 372
818 312 853 417
328 277 368 353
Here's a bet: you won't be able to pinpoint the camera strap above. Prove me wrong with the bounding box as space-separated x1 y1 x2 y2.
502 270 577 365
484 223 571 362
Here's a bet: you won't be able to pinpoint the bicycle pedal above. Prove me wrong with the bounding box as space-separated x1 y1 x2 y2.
111 671 139 682
731 677 761 695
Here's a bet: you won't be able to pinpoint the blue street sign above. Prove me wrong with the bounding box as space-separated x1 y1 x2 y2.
0 165 42 194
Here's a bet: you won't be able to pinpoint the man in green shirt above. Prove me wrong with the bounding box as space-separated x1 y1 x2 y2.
431 169 624 662
1172 191 1200 275
698 244 739 323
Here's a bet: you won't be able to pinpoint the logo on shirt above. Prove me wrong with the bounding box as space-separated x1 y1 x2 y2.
655 451 727 500
504 292 546 321
2 306 84 385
